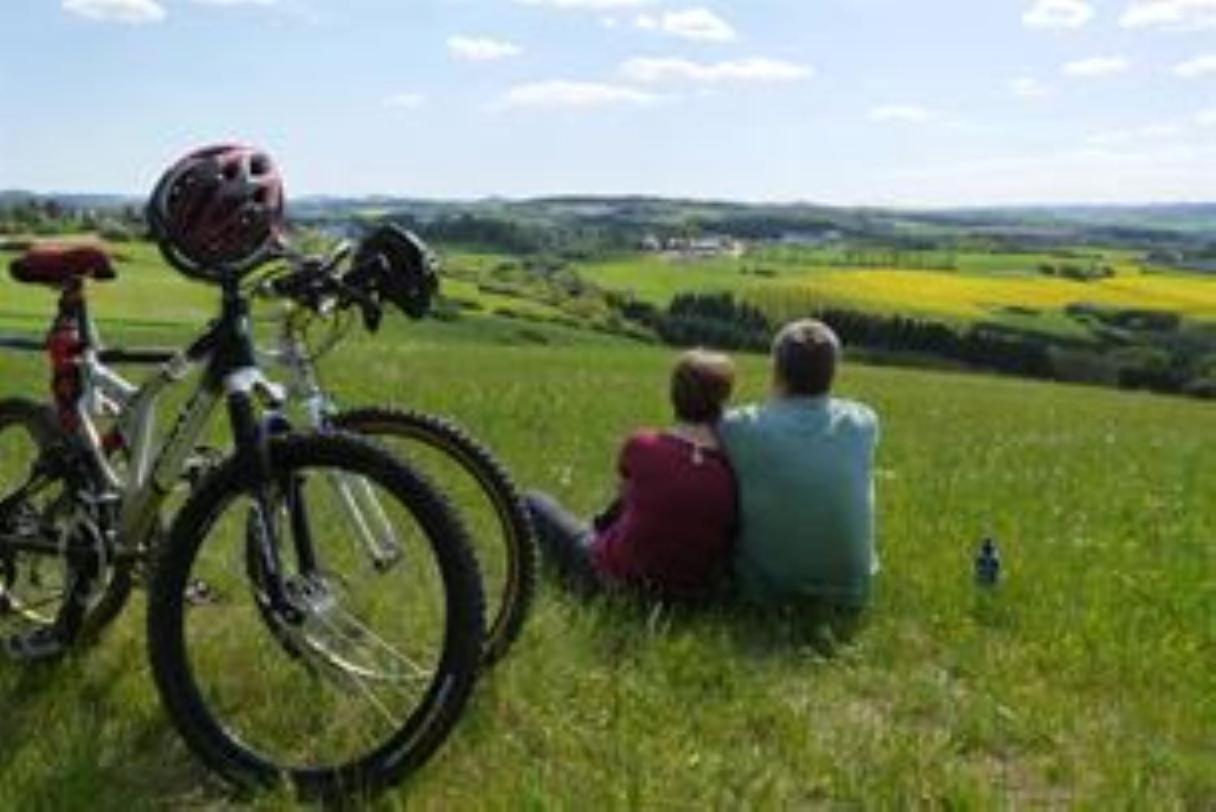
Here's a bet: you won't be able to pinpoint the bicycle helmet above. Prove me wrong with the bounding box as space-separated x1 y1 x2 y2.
146 144 285 281
348 225 440 324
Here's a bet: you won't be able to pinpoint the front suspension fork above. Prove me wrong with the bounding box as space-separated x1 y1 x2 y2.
228 392 312 624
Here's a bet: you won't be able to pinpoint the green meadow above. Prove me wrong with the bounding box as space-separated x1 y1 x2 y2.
0 241 1213 808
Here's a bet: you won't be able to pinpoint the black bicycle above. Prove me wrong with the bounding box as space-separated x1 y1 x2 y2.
0 242 485 800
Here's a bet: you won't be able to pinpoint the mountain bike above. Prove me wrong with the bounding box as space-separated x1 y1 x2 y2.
0 243 485 800
251 228 537 667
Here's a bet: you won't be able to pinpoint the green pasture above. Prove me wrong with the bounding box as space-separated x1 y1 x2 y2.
0 244 1212 807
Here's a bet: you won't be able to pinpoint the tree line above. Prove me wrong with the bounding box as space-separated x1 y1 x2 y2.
613 292 1215 399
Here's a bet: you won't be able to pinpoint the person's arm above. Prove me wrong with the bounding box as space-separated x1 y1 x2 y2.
593 433 638 531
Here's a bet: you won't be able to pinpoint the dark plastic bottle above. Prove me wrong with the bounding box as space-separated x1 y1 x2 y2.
975 538 1001 587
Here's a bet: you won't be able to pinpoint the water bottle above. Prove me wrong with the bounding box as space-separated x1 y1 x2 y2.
975 537 1001 587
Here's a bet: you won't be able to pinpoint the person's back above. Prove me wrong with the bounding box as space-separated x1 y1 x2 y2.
594 429 736 597
719 318 880 608
721 396 877 606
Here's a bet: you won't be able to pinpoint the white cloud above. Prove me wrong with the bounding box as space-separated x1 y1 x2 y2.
634 8 736 42
62 0 165 23
1010 77 1050 98
620 56 813 83
190 0 276 6
869 104 933 123
1174 53 1216 77
1119 0 1216 30
1198 109 1216 125
1023 0 1095 29
1062 56 1130 77
447 36 523 61
1087 122 1185 145
516 0 655 8
383 93 426 110
498 81 660 109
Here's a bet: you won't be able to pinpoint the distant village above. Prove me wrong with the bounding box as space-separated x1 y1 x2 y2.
639 229 843 260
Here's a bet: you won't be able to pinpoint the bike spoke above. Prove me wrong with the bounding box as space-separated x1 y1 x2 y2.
311 599 433 685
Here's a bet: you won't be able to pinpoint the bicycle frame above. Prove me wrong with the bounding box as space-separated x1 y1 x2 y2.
0 279 309 616
260 305 403 570
54 283 283 561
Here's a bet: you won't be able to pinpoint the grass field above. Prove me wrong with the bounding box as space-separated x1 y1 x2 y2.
0 241 1213 808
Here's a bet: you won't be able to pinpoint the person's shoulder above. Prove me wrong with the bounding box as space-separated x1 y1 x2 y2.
719 403 767 440
722 403 767 427
624 428 664 450
829 398 879 431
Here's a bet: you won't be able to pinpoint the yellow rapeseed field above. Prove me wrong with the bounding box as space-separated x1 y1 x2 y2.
753 268 1216 320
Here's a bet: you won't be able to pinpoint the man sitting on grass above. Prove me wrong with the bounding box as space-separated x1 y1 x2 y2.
719 319 880 624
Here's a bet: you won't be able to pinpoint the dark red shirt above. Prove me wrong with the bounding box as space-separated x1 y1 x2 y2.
591 430 737 598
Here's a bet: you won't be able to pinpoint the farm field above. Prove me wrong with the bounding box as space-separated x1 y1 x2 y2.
0 244 1213 808
750 268 1216 321
6 240 1215 347
572 251 1216 326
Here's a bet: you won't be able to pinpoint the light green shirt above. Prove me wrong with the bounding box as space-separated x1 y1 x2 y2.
720 396 879 607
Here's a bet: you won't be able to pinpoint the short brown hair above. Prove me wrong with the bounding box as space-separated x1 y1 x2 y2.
772 319 840 396
670 349 735 423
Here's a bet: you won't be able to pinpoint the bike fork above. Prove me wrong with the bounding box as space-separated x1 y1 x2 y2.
229 392 306 623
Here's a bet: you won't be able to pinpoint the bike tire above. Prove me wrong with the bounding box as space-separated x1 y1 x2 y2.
145 431 485 801
0 397 132 651
332 407 536 668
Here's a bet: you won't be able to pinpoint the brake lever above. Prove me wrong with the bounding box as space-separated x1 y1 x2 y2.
319 241 354 277
332 276 383 332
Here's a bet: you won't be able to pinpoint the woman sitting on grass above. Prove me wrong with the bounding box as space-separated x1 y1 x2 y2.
525 349 738 601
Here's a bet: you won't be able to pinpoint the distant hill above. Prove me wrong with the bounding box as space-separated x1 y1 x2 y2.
4 190 1213 250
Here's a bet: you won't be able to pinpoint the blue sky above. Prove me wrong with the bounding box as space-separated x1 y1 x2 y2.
0 0 1213 205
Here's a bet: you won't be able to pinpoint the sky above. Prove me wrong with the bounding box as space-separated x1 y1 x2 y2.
0 0 1214 206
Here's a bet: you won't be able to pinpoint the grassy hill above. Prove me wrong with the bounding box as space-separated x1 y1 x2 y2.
0 239 1213 807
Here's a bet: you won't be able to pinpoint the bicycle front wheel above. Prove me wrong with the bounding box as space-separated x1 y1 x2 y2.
332 408 536 667
146 431 484 801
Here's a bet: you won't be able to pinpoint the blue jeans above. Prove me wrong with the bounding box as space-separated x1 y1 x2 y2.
523 491 602 593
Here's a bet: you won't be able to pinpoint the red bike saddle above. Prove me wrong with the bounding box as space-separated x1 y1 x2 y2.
9 245 117 286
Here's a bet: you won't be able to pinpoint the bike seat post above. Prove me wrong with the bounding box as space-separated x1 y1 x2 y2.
47 278 88 434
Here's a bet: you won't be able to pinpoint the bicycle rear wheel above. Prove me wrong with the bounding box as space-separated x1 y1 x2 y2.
332 408 536 667
0 398 132 655
146 431 484 800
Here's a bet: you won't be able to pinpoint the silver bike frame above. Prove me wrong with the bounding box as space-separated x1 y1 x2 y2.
258 303 404 569
75 336 279 558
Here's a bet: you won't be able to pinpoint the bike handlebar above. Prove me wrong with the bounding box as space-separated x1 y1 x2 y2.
258 241 384 330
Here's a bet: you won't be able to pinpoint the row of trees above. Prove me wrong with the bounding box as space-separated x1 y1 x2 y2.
611 291 1215 399
1038 262 1114 281
0 199 143 240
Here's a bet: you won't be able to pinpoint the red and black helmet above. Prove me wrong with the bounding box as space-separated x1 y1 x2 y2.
146 144 285 281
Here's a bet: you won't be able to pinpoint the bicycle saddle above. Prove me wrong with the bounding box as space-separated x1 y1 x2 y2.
9 245 117 286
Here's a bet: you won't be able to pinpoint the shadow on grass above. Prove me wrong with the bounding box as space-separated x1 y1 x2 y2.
556 576 869 664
